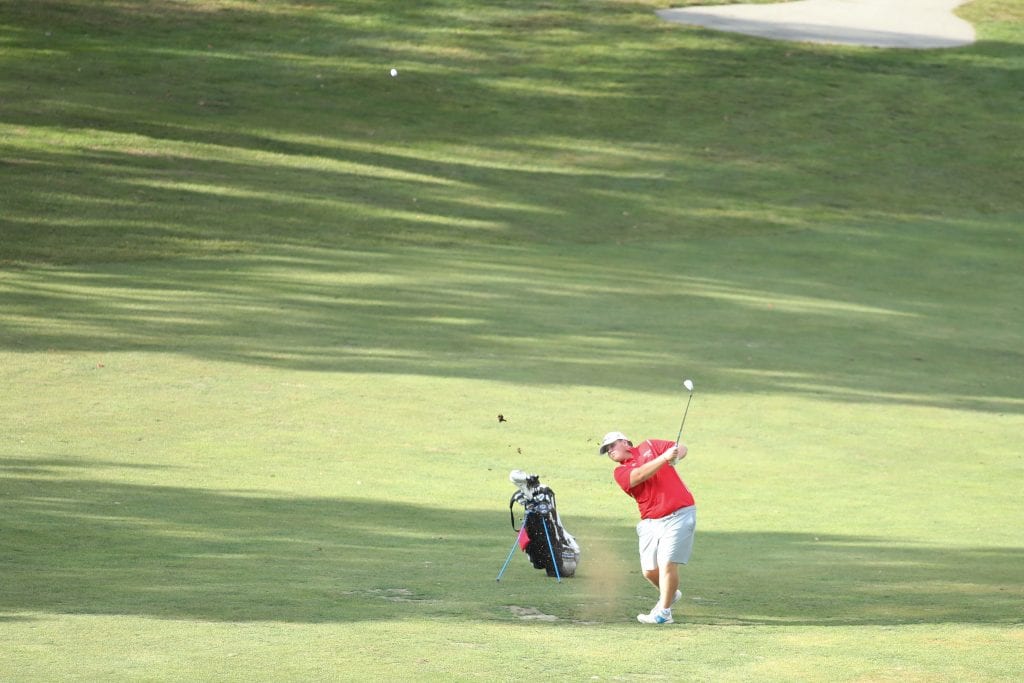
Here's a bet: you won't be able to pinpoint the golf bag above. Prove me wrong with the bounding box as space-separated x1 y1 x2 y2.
508 470 580 578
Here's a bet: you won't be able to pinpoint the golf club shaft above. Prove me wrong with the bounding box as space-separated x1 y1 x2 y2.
675 393 693 445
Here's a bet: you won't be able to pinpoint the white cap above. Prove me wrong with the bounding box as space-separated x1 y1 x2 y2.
599 431 631 455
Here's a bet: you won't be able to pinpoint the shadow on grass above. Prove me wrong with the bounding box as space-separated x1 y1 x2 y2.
0 457 174 474
692 531 1023 627
2 0 1022 263
2 459 1019 626
2 0 1023 415
2 238 1022 415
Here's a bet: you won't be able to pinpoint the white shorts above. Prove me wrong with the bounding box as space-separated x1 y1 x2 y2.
637 506 696 571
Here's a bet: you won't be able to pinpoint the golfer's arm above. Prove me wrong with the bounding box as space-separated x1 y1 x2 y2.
629 453 672 488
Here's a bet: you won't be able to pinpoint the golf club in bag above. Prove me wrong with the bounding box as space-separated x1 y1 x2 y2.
496 470 580 582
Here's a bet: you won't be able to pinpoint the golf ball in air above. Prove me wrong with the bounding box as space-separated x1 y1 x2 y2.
390 68 398 77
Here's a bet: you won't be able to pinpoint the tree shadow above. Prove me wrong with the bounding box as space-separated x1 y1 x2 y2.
1 1 1022 416
2 236 1021 415
2 458 1020 625
2 0 1022 260
1 463 495 623
688 531 1023 627
0 457 174 475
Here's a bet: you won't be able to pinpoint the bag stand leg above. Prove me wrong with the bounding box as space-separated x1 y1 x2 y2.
495 525 527 582
496 511 562 583
540 515 562 582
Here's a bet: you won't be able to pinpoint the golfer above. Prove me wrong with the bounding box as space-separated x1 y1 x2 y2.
600 431 696 624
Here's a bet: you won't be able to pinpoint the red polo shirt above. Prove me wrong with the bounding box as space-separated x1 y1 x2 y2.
613 439 695 519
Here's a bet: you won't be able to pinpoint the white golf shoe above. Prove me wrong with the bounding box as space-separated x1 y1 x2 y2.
637 608 673 624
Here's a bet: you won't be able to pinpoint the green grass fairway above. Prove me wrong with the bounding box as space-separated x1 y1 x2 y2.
2 0 1022 680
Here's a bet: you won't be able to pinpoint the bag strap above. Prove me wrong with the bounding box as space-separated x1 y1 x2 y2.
509 493 522 530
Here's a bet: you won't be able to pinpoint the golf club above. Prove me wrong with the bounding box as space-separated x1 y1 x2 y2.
675 378 694 446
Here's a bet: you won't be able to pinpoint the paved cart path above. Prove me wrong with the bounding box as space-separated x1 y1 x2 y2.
658 0 976 49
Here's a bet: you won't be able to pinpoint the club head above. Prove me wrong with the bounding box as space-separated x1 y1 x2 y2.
683 379 694 392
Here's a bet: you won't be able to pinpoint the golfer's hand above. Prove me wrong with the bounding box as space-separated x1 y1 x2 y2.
666 445 687 465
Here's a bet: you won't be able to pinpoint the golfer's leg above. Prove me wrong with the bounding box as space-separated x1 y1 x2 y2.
657 507 694 609
658 562 679 610
638 519 660 593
